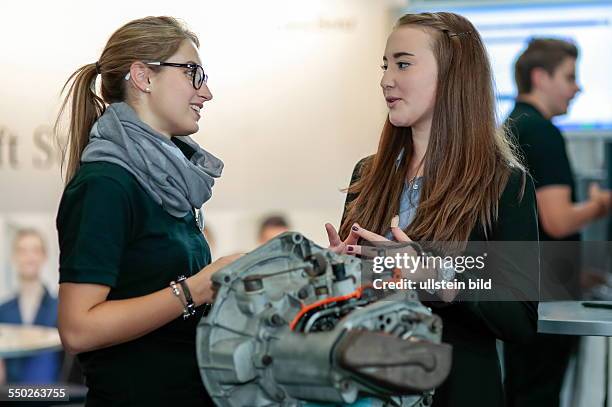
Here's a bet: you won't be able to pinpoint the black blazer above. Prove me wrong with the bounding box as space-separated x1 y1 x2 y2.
341 157 539 407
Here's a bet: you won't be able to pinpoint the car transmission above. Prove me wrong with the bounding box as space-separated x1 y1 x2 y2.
197 232 452 407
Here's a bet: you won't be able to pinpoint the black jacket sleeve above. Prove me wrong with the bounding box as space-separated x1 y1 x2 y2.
461 169 539 344
340 156 371 227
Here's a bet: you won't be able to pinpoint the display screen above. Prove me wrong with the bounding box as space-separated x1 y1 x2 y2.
410 1 612 132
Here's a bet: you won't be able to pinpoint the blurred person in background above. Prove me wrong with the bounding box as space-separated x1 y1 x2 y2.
0 228 61 384
257 214 290 244
504 38 611 407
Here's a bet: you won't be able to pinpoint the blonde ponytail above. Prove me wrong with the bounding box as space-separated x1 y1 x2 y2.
55 63 105 183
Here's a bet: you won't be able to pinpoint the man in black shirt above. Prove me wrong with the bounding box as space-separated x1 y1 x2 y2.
504 38 610 407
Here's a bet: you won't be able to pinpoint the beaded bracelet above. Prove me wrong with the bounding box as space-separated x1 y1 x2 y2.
169 280 191 319
176 275 197 319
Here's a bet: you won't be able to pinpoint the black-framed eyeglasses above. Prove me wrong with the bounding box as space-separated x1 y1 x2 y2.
145 61 208 89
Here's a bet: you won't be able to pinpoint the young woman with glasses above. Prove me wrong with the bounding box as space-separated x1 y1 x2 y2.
325 12 539 407
55 16 240 406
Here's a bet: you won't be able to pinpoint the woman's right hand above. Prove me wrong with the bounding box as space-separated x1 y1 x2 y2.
325 223 360 254
189 253 244 305
589 182 612 217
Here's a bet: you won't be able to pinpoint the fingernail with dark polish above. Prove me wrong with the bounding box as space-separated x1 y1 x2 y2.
352 226 359 232
347 246 353 252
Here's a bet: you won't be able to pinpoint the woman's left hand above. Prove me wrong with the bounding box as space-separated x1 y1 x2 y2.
347 219 458 302
346 216 413 256
347 219 429 284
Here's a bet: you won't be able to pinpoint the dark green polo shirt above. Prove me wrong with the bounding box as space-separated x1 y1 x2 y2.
57 158 212 406
506 101 580 242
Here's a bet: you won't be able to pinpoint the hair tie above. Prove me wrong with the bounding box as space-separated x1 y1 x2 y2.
95 61 101 75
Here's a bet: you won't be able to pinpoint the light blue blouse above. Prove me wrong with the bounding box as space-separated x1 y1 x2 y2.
385 176 422 239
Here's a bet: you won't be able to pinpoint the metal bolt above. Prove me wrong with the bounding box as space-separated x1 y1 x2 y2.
261 355 273 366
340 380 351 391
429 319 442 334
297 287 309 299
268 314 285 327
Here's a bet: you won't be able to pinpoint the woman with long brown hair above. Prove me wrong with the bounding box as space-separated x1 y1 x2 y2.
326 12 539 406
55 17 240 406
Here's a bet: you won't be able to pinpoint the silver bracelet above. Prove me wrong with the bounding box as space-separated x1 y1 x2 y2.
169 281 190 318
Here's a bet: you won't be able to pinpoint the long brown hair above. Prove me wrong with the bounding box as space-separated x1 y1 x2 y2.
54 16 199 184
340 12 523 242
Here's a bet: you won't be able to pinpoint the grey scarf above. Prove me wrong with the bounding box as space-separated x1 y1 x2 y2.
81 102 223 218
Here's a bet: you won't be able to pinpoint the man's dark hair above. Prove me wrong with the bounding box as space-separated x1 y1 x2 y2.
514 38 578 94
258 215 289 236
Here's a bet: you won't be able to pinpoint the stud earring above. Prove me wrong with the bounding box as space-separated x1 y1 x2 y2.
145 87 151 93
